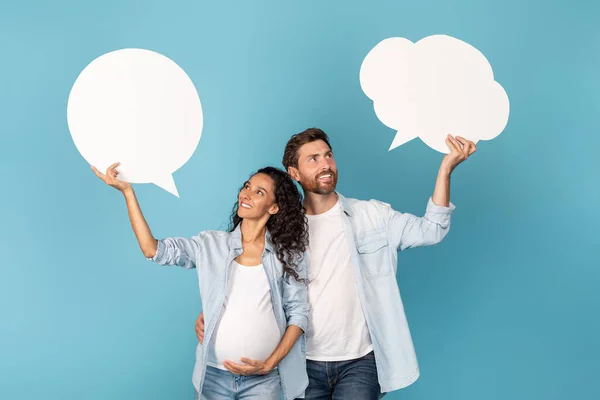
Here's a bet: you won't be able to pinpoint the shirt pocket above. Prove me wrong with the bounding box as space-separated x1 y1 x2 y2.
356 229 391 277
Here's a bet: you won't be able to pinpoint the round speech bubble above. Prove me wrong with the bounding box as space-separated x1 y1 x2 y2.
360 34 509 154
67 48 203 197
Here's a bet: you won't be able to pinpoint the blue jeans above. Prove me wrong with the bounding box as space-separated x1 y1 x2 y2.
195 366 281 399
302 351 383 400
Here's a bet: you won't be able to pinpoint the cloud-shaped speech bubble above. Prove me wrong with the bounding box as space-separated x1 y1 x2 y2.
67 48 203 197
359 34 509 154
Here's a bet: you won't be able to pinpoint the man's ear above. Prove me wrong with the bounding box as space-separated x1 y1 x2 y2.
288 166 300 182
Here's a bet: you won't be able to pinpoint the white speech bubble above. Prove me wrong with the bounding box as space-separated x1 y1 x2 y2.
67 48 203 197
359 34 509 154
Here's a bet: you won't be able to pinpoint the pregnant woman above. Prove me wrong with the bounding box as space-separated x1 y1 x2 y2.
92 163 309 400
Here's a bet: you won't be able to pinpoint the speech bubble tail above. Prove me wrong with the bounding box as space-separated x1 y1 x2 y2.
389 132 417 151
153 175 179 197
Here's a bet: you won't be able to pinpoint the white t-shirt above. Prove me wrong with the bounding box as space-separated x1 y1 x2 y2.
207 261 281 370
305 200 373 361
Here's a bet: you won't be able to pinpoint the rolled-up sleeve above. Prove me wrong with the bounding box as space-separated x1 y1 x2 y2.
281 253 309 333
147 235 204 269
383 197 456 251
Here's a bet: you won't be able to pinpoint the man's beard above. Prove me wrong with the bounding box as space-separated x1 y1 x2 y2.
301 169 338 195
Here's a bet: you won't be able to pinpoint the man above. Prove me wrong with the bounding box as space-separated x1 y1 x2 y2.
196 128 476 398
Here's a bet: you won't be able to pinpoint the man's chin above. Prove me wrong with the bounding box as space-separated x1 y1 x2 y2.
299 178 337 195
313 184 336 195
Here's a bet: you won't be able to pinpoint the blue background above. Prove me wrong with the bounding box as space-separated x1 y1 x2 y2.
1 0 598 399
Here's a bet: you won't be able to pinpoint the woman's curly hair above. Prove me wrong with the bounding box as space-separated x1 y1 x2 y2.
229 166 309 283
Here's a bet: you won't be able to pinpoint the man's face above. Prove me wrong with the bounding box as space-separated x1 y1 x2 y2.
289 140 338 195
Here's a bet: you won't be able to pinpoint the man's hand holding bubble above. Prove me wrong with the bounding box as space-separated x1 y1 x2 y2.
360 34 509 156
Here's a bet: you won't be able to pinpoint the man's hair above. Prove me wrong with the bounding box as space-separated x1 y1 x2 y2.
282 128 332 170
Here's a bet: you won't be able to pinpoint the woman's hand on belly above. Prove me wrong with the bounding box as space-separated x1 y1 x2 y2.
222 357 274 376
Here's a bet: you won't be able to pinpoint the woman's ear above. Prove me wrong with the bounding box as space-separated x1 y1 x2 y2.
269 203 280 215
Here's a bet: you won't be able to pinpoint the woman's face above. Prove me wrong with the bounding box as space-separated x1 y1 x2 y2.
237 173 279 220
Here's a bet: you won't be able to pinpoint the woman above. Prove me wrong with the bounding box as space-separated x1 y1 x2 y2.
92 162 309 400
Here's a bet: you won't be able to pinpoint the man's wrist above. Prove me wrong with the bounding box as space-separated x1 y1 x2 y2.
439 164 453 177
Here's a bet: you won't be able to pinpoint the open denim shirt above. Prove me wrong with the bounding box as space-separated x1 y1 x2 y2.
331 192 455 393
148 225 309 400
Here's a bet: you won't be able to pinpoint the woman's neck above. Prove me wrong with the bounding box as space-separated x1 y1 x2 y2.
240 219 267 244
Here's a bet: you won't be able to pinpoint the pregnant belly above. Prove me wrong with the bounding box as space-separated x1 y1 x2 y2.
210 311 282 367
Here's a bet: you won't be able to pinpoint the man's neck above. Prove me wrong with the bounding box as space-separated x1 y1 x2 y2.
303 191 338 215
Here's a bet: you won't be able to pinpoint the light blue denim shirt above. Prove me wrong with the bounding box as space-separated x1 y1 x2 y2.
147 225 309 400
334 192 455 393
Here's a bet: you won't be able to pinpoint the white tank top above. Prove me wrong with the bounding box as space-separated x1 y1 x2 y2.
207 261 282 369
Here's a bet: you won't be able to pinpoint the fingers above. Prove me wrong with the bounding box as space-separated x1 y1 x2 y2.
454 136 470 158
195 313 205 343
456 136 477 156
222 361 251 375
240 357 260 367
106 162 121 177
444 135 477 170
91 166 106 180
448 135 470 161
233 358 261 376
222 361 238 374
93 162 120 181
448 135 464 151
445 135 461 154
92 162 132 191
468 140 477 155
195 325 204 343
